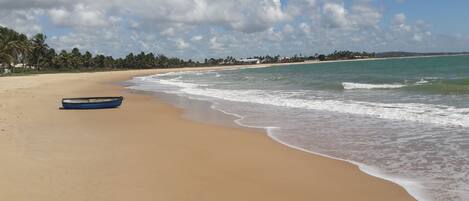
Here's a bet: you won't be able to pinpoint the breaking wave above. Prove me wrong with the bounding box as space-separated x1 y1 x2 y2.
342 82 406 90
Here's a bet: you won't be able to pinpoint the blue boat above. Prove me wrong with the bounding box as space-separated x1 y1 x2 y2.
62 96 124 109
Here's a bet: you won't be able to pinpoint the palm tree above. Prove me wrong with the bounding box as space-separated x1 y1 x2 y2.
0 38 15 67
30 33 48 70
83 51 93 68
0 27 31 72
70 47 83 68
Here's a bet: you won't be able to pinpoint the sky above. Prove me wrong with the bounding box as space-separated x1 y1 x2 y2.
1 0 468 59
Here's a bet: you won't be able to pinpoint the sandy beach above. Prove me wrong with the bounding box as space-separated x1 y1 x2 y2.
0 68 415 201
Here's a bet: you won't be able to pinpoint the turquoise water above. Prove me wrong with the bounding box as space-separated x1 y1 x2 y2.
129 55 469 201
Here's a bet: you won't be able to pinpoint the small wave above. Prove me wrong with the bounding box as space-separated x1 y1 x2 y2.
342 82 406 90
407 78 469 94
181 88 469 127
158 79 209 88
132 76 469 128
415 79 429 85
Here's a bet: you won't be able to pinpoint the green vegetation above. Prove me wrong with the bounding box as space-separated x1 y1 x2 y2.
375 51 469 58
0 26 209 75
1 26 381 76
325 50 375 60
0 27 31 70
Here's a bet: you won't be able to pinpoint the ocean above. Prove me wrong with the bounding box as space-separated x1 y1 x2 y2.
128 55 469 201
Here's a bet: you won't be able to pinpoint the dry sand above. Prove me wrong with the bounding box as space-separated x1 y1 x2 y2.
0 68 415 201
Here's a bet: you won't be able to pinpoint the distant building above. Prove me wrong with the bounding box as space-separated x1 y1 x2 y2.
14 63 27 68
353 55 370 59
239 58 260 64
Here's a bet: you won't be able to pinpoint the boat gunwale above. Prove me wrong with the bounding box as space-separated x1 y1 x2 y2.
62 96 124 104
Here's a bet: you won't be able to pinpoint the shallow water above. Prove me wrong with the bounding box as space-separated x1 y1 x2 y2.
127 55 469 201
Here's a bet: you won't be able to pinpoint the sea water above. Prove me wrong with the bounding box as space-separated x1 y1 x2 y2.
128 55 469 201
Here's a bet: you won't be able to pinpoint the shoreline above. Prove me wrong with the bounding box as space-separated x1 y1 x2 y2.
132 67 423 201
0 69 415 200
128 71 427 201
190 98 428 201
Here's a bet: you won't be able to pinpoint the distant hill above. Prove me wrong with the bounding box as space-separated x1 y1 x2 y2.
375 51 469 58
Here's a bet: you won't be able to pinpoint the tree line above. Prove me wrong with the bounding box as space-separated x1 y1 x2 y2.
1 26 377 75
0 26 208 73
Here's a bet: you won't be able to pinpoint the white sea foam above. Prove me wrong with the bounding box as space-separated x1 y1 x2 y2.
183 89 469 127
154 71 198 77
416 79 430 85
155 70 223 78
158 79 209 88
342 82 407 90
131 76 469 128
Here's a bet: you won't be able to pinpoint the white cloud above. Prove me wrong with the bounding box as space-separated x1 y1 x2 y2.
48 4 108 28
0 0 71 10
391 13 412 32
394 13 406 25
209 37 224 50
48 8 70 24
191 35 203 41
320 1 382 30
175 38 189 49
299 23 311 34
160 27 176 37
0 9 43 35
0 0 466 59
108 0 291 33
350 2 382 28
283 24 294 34
128 20 140 29
322 2 349 29
412 34 423 42
285 0 319 19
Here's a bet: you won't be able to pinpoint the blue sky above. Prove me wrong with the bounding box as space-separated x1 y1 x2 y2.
1 0 468 59
383 0 469 35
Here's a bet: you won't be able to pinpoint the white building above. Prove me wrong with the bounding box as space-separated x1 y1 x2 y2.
239 58 260 64
14 63 26 68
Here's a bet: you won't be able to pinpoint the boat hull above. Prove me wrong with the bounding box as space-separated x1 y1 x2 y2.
62 96 124 109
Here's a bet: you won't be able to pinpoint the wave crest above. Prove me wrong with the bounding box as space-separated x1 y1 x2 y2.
130 76 469 127
342 82 406 90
